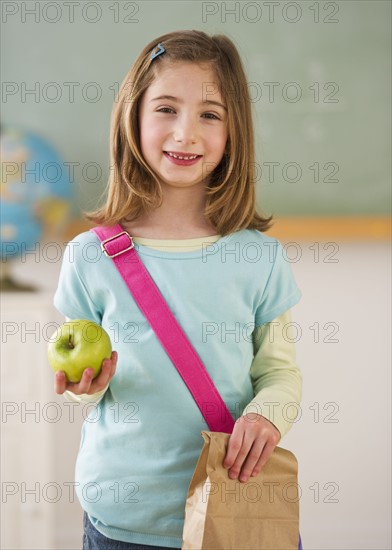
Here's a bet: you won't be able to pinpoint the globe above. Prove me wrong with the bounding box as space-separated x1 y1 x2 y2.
0 125 72 290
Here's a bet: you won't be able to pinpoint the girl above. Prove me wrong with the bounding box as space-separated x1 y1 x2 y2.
54 30 302 550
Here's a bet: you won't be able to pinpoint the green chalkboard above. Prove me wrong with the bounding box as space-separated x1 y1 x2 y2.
2 0 390 216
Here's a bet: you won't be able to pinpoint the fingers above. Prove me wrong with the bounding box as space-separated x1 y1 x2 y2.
54 368 94 395
54 371 67 395
89 351 118 393
73 367 96 394
55 350 118 396
224 429 256 483
223 415 259 470
250 439 277 478
223 415 281 483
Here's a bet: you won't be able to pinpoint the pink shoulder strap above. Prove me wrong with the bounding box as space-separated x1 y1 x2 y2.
91 224 235 434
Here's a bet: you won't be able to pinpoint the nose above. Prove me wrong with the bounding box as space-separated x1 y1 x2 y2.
173 114 197 144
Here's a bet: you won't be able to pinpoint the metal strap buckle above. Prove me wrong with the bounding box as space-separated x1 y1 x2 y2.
101 231 134 258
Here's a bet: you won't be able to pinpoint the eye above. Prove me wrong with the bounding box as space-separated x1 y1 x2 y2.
203 113 220 120
156 107 175 114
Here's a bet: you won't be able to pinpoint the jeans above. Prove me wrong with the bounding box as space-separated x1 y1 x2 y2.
82 512 181 550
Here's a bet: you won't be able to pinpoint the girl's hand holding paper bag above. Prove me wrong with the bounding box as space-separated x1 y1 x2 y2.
223 412 281 483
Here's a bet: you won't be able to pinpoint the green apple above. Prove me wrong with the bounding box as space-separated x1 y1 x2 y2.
48 319 112 383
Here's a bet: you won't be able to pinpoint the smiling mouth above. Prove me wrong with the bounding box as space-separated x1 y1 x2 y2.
164 151 202 160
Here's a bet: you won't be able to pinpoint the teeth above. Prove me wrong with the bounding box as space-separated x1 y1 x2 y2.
167 152 198 160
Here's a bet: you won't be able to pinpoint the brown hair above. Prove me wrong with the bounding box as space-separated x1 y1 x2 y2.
85 30 273 235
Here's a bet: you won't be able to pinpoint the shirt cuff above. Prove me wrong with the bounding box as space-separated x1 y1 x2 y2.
63 384 109 405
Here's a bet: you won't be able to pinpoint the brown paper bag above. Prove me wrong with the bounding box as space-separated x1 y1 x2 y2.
182 431 300 550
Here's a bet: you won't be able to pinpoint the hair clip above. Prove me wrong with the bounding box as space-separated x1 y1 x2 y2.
150 42 165 60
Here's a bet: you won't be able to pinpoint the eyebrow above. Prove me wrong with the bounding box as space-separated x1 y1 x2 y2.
150 95 227 112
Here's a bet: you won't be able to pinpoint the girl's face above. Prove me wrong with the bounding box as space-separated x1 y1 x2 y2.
139 62 228 191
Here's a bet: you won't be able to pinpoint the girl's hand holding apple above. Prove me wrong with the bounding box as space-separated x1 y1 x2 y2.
48 319 117 395
54 351 118 395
